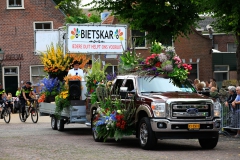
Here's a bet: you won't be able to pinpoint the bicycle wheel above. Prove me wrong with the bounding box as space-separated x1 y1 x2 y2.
3 109 11 123
31 108 38 123
19 107 27 122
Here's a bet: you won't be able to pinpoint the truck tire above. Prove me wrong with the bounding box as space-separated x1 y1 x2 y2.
138 117 157 150
91 113 104 142
198 134 219 149
57 119 64 131
51 116 57 130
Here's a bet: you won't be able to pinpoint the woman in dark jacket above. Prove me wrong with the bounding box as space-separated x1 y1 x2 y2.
225 86 237 111
224 86 237 128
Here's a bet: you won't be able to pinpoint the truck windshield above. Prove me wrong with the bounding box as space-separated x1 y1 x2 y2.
137 77 196 93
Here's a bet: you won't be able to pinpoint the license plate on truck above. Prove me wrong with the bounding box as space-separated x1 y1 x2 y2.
188 124 200 130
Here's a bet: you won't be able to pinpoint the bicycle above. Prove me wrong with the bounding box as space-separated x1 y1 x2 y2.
19 99 38 123
0 101 11 123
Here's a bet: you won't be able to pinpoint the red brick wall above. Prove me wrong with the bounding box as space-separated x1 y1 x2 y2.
213 34 235 52
174 29 213 82
0 0 65 83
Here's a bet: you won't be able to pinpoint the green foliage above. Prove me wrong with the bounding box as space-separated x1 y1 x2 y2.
53 0 83 16
85 60 109 95
119 50 143 73
92 85 136 141
87 0 204 43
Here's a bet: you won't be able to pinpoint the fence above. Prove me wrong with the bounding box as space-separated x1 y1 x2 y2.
221 103 240 135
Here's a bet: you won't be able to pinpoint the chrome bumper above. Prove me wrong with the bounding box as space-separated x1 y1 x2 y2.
150 118 221 132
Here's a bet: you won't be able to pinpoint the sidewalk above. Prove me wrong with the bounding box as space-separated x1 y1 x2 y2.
0 112 51 124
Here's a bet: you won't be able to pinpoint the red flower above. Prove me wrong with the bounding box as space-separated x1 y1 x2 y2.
155 62 161 67
120 125 125 130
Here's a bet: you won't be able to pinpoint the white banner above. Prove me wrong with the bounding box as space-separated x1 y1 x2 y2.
66 24 127 54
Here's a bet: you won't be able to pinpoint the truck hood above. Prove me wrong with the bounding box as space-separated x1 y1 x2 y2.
149 92 210 101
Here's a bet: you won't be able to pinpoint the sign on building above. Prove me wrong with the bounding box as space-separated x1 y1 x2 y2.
66 24 127 54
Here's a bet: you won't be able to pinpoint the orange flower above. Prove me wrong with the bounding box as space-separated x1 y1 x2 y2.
38 94 46 103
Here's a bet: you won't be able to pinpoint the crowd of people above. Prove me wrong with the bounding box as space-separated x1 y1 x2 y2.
190 78 240 138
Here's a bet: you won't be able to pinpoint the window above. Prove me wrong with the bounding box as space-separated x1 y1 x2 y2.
34 22 53 30
106 65 118 74
4 67 18 75
214 65 229 88
131 30 146 48
30 66 46 86
7 0 24 9
227 43 237 52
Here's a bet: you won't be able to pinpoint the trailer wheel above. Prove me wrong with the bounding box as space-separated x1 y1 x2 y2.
57 119 64 131
51 116 57 130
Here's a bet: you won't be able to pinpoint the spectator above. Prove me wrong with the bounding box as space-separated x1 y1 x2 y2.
205 80 210 88
16 87 21 97
210 87 219 101
231 86 240 137
200 81 206 88
194 79 200 89
224 86 237 127
209 78 218 89
196 83 204 92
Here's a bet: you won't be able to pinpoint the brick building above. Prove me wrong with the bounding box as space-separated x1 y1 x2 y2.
0 0 65 95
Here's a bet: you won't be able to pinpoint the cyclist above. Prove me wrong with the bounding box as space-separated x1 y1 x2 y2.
19 82 36 120
0 83 7 112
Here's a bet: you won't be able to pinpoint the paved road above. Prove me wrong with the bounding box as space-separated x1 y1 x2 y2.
0 114 240 160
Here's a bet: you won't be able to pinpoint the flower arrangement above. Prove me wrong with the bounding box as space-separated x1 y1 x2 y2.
55 75 82 117
119 44 192 85
39 44 72 75
68 54 90 69
92 85 136 141
38 77 61 102
39 44 91 81
85 60 109 95
119 49 143 73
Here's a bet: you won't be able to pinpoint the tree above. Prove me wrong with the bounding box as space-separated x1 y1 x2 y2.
85 0 204 43
206 0 240 80
53 0 83 16
53 0 101 24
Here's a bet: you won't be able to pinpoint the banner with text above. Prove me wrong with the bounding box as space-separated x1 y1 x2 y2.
66 24 127 54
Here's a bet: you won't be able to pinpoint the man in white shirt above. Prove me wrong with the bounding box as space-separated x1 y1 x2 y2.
68 60 85 81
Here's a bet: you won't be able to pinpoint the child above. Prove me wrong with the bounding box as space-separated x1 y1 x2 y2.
6 93 13 113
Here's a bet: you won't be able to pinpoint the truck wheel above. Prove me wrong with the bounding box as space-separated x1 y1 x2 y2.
138 117 157 150
91 113 104 142
198 136 219 149
57 119 64 131
51 116 57 130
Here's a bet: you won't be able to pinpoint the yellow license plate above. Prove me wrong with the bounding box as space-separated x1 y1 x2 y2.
188 124 200 130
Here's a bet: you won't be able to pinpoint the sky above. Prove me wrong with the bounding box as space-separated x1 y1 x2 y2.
81 0 93 8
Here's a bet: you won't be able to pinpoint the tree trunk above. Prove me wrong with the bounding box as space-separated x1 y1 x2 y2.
236 33 240 82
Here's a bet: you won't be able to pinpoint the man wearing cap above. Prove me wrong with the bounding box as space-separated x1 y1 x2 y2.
19 82 36 120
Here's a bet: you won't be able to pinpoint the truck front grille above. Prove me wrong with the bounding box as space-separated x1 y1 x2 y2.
171 103 212 119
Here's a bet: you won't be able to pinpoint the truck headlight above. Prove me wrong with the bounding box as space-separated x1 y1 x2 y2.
151 102 165 117
213 101 221 117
